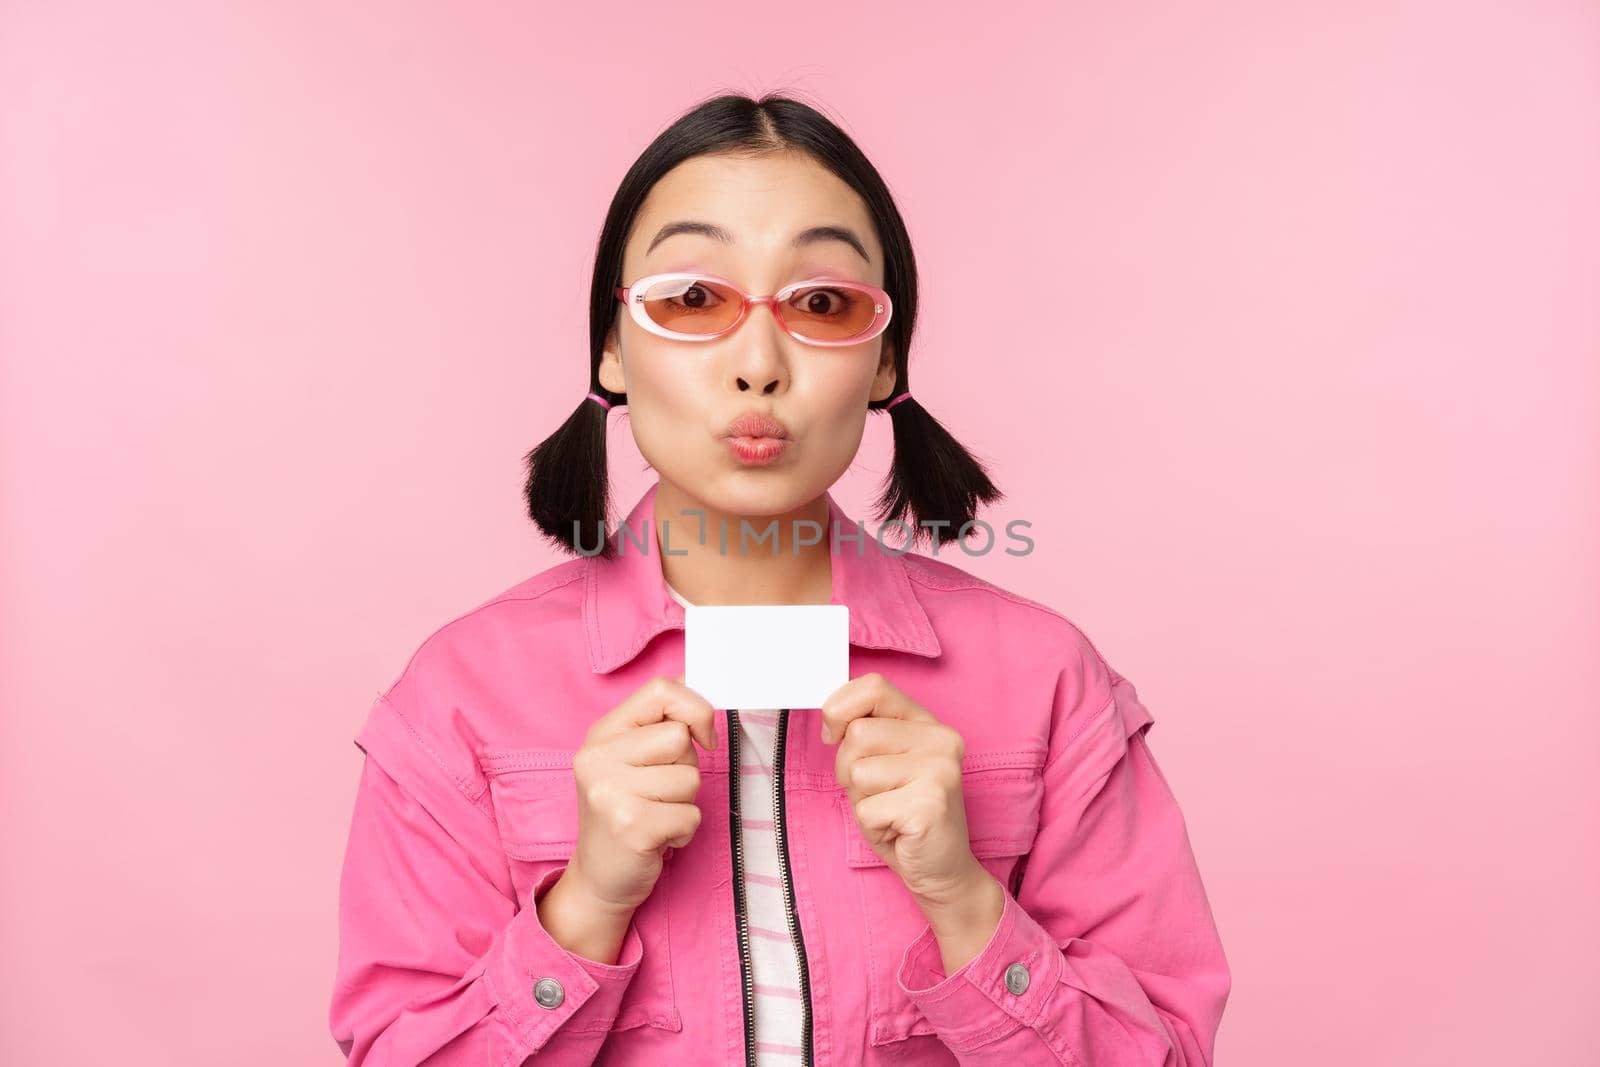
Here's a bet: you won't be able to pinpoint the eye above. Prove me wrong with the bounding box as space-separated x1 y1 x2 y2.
787 286 854 318
667 283 722 312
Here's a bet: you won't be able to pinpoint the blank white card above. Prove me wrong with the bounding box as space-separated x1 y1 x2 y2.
683 603 849 710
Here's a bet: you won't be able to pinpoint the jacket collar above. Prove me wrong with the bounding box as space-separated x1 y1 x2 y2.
583 479 942 674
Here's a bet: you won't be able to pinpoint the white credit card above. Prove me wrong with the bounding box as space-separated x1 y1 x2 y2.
683 604 849 710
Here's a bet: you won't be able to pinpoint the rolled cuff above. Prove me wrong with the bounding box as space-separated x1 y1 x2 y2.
896 885 1065 1049
485 863 645 1051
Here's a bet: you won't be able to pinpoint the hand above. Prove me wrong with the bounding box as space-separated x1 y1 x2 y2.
820 672 989 911
564 674 717 917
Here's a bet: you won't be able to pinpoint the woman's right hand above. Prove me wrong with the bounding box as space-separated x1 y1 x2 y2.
561 673 717 917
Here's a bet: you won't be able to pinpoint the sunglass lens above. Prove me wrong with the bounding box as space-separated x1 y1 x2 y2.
638 277 743 336
782 284 883 343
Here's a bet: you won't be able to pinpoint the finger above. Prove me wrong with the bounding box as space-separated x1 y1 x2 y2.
852 783 917 843
820 672 930 744
591 675 718 751
837 716 920 760
834 717 920 791
843 751 921 799
607 798 704 854
606 719 702 768
617 761 702 805
593 675 716 750
656 801 703 850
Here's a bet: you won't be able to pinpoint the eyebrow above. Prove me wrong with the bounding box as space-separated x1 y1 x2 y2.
645 220 872 263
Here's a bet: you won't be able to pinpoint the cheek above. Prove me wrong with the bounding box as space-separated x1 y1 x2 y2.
802 359 876 427
801 394 870 469
618 348 712 461
625 344 715 423
801 341 875 392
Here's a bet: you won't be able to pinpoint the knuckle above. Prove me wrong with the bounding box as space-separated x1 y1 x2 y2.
611 797 640 834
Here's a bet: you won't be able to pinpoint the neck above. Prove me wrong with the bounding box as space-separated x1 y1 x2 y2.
652 479 834 606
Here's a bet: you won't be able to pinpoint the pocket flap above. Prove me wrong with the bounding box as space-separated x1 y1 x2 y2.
481 749 580 862
840 748 1047 868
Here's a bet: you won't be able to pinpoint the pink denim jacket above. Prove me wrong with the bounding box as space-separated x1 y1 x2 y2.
329 480 1231 1065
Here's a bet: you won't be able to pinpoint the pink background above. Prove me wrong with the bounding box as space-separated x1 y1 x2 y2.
3 2 1597 1063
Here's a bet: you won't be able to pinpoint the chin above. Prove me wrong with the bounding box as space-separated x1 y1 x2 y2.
665 471 813 522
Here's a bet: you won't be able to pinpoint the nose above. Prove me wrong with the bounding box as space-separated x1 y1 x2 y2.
737 370 782 394
729 299 788 396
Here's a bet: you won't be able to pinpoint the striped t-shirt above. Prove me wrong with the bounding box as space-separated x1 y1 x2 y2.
666 582 806 1061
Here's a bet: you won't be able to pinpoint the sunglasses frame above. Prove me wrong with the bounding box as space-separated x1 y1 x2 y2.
614 271 893 348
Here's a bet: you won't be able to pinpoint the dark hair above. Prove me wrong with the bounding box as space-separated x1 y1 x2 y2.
523 91 1001 560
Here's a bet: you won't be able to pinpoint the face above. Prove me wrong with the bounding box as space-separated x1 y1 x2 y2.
598 151 898 521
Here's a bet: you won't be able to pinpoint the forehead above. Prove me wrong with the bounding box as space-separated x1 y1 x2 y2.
627 152 882 277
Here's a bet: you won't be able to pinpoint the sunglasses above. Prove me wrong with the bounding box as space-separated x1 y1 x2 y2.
614 272 893 348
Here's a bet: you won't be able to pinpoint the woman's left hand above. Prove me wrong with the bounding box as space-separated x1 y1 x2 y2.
820 672 989 912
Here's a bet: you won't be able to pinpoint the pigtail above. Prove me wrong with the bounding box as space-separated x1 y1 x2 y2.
522 388 619 559
872 391 1003 549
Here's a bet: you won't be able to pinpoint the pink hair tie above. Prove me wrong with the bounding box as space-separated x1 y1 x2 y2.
586 392 613 411
885 392 912 411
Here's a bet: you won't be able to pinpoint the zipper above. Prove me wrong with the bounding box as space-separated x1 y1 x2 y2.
727 709 757 1067
727 708 817 1066
772 707 816 1065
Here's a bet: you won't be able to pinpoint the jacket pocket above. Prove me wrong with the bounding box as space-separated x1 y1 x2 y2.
481 748 682 1033
838 748 1048 1047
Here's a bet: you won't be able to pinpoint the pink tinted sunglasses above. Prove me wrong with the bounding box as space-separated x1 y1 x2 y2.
614 272 893 348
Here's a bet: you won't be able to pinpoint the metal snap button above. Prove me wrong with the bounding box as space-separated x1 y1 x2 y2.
533 977 565 1009
1004 962 1030 995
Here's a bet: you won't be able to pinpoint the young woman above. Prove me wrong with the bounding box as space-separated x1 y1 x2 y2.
329 93 1231 1066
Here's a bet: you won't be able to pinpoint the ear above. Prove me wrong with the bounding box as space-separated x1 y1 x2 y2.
598 325 626 395
869 340 898 402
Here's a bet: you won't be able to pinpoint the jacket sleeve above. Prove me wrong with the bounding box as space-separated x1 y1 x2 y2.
328 693 646 1065
894 647 1233 1065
